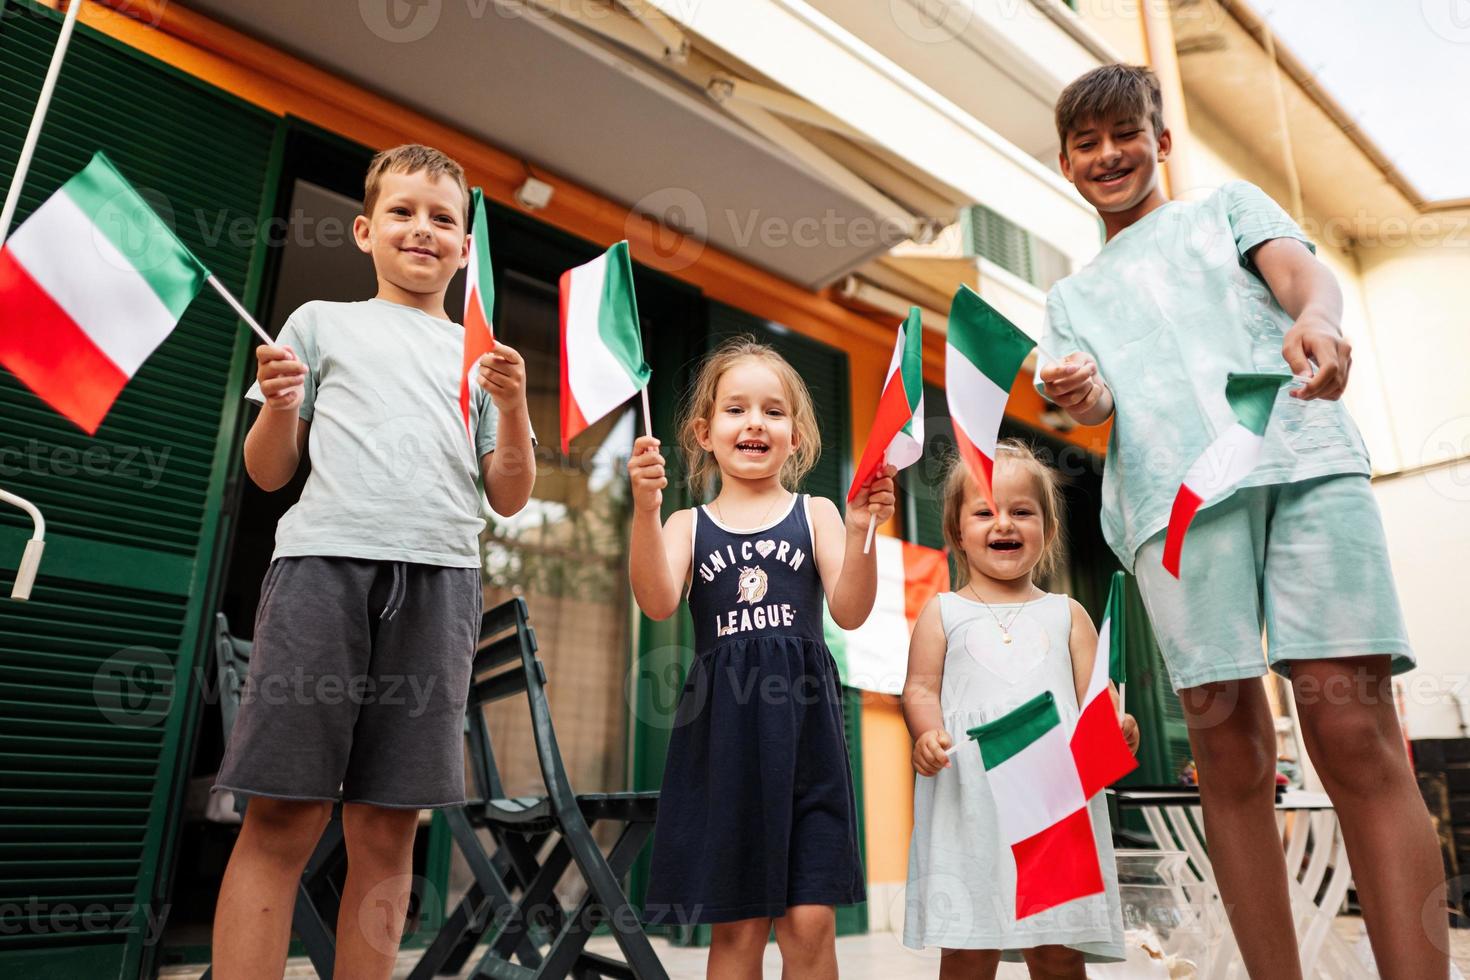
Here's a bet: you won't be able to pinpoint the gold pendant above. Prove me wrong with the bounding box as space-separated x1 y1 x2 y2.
1002 633 1012 644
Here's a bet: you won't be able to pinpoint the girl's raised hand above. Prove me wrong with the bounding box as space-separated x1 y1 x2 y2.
913 728 953 776
847 463 898 535
627 435 667 513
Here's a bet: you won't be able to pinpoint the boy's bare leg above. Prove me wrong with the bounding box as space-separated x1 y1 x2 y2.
1180 679 1303 980
939 948 1001 980
1020 944 1086 979
212 797 333 980
708 916 771 980
773 904 836 980
334 803 421 980
1291 656 1448 980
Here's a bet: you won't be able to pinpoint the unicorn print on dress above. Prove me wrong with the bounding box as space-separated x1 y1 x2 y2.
736 566 769 604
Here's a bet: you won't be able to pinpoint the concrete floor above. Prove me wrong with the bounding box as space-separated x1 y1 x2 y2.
159 918 1470 978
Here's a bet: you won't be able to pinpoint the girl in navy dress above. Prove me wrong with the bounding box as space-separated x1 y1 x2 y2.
627 337 896 978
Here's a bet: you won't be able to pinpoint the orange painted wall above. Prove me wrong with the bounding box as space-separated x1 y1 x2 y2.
860 694 915 888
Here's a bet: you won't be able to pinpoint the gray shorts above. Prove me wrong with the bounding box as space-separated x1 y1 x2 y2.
214 556 481 809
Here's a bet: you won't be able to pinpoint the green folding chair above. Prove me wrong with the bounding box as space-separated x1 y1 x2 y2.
410 597 665 979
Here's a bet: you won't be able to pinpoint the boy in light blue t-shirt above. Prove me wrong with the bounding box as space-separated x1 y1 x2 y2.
1037 65 1446 977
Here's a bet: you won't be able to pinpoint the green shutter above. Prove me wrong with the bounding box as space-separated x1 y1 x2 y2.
837 685 868 935
959 205 1071 291
0 4 279 976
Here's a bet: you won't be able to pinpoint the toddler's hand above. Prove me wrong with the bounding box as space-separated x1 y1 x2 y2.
1121 712 1140 755
847 464 897 535
1039 353 1107 417
478 342 527 411
913 728 953 776
255 343 306 412
627 435 667 513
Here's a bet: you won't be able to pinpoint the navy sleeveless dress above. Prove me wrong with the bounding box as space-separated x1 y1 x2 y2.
642 494 866 925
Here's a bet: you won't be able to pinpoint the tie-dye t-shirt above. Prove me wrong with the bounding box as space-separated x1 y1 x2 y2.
1035 180 1370 570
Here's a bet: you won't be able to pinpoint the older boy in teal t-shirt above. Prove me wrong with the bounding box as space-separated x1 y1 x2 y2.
1037 65 1445 977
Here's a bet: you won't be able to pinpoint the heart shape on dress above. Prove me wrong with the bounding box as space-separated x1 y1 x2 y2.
962 616 1048 685
755 539 776 559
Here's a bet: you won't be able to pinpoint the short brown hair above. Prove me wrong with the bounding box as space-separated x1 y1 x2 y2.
363 144 470 224
940 440 1066 588
1055 64 1164 153
678 337 821 499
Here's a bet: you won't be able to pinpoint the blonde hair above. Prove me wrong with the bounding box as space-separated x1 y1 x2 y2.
363 144 470 225
678 337 821 499
940 439 1066 588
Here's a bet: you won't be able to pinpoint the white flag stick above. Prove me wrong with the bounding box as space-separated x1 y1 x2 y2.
640 385 654 441
207 275 275 347
0 0 84 245
862 512 877 554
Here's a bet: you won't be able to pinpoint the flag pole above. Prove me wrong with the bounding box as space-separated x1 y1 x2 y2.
207 274 275 347
0 0 84 245
862 513 877 554
640 386 653 440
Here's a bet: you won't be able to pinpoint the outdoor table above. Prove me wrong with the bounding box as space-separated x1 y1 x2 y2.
1112 787 1368 979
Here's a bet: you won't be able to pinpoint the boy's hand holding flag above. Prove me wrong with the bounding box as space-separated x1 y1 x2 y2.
848 307 925 553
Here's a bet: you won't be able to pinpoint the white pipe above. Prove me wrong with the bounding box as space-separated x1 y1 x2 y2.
0 487 46 601
0 0 84 245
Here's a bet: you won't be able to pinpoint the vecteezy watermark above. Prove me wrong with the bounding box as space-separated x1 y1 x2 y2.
1422 0 1470 44
0 899 169 945
1418 415 1470 503
359 0 443 42
625 645 702 731
93 646 174 729
625 188 708 273
889 0 973 44
0 440 171 488
238 667 440 718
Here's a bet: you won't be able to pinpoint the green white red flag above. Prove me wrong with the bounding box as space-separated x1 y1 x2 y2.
559 240 650 453
460 187 495 439
1071 572 1137 799
945 285 1035 511
1162 373 1290 577
0 152 208 433
968 690 1105 918
824 536 948 694
848 307 924 501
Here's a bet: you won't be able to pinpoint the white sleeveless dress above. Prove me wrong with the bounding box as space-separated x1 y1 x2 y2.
902 592 1124 961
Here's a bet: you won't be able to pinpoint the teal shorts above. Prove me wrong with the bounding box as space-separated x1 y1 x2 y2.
1133 474 1414 692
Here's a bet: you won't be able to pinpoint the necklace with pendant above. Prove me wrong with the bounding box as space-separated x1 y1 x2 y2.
713 489 787 531
965 584 1035 644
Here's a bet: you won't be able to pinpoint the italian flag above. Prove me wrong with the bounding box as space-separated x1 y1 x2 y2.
968 690 1105 918
1072 571 1137 800
1162 373 1291 578
847 307 924 501
559 240 651 453
459 187 495 439
945 285 1035 511
824 536 948 694
0 152 207 434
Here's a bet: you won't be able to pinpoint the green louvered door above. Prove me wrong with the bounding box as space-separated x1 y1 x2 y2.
708 306 868 935
0 4 279 977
